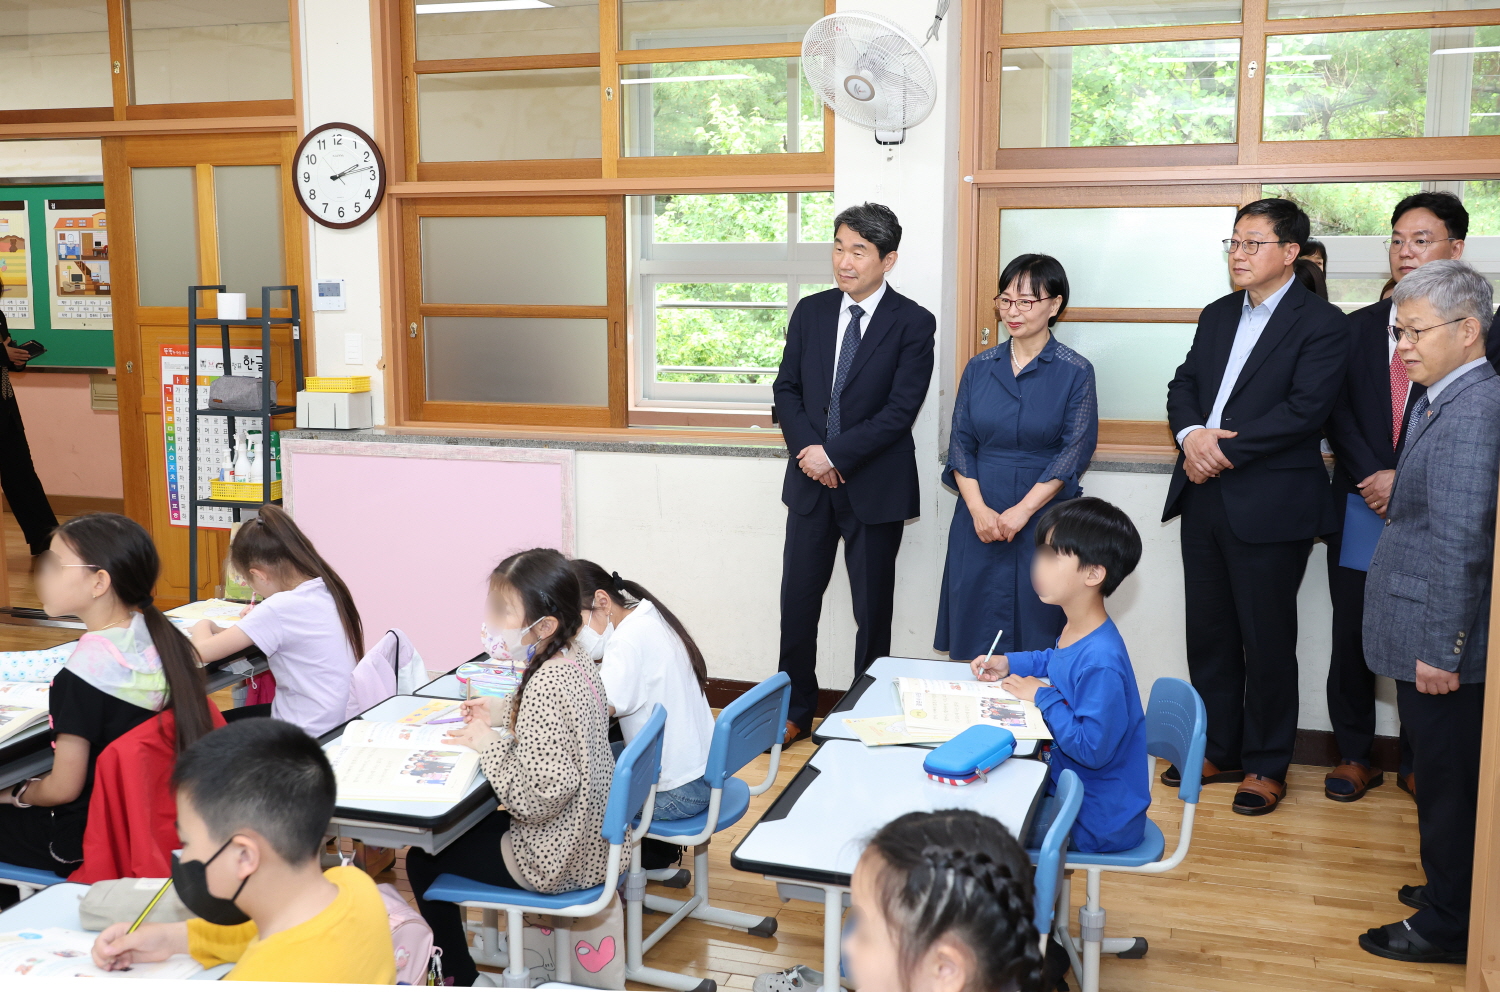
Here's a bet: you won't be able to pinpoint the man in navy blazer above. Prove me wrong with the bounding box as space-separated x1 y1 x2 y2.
1161 198 1349 816
772 203 935 742
1322 191 1473 804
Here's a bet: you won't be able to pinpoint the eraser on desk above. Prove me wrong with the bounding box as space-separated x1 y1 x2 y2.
923 725 1016 786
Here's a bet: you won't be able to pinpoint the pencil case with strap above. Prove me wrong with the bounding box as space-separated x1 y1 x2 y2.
923 725 1016 786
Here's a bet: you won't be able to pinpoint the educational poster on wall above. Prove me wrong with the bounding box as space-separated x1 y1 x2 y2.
0 201 31 330
161 344 279 529
46 198 109 329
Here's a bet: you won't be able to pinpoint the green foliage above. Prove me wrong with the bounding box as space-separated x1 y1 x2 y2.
1267 182 1421 235
654 193 788 243
1067 41 1239 146
654 283 787 383
1263 31 1428 141
800 191 836 243
637 58 824 157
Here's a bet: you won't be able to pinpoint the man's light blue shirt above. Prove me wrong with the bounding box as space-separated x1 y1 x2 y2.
1176 274 1296 446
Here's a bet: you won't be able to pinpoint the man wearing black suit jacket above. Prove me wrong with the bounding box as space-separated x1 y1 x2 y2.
1323 191 1473 804
1162 198 1349 816
772 203 936 744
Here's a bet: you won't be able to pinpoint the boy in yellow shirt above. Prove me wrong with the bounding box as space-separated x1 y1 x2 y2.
91 718 396 983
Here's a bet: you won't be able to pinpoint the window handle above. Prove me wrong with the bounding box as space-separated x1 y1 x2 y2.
980 327 991 346
408 322 418 338
1247 60 1257 79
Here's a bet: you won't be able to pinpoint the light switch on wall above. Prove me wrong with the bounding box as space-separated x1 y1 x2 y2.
344 332 363 365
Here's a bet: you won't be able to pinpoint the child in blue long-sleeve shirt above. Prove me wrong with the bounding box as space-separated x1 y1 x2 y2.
972 497 1150 853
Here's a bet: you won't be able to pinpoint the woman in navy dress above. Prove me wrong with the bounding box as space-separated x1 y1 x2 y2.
936 254 1097 660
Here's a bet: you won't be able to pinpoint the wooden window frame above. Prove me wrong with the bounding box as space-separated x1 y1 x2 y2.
397 0 835 182
398 195 629 428
0 0 298 130
959 0 1500 455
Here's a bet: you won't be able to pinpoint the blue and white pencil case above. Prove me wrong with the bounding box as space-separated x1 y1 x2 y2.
923 725 1016 786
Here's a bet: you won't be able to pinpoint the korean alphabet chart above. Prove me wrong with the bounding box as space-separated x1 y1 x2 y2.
161 344 273 528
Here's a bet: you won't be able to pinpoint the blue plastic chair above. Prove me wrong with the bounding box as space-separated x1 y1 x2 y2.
0 863 66 901
423 704 668 989
626 673 792 992
1051 677 1207 992
1029 769 1084 956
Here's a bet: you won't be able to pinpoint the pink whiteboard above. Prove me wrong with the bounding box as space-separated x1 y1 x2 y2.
283 439 574 671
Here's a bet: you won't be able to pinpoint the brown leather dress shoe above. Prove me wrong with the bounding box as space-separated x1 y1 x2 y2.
1325 761 1384 802
1160 759 1245 789
1232 773 1286 815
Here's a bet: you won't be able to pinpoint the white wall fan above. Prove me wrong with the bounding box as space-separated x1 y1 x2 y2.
800 11 939 146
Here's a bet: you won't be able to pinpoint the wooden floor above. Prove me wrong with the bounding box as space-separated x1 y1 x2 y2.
0 510 1465 990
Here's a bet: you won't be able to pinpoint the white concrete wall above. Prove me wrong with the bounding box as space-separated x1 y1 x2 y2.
299 0 387 421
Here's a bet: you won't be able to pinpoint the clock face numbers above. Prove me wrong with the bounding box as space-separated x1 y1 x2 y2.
297 127 382 227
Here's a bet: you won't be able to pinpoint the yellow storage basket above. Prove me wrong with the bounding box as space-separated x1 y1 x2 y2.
304 376 371 393
211 479 283 502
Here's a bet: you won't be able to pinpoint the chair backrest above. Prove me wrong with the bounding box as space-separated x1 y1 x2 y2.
602 703 667 844
346 630 399 720
704 672 792 786
1144 678 1208 804
1031 769 1083 936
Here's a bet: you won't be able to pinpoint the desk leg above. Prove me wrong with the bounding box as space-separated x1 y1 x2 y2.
822 887 842 992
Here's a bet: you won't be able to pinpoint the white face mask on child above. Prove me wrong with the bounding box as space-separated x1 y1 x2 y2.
576 620 614 661
481 618 542 665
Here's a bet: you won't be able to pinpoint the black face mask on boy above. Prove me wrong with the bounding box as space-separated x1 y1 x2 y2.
171 837 253 927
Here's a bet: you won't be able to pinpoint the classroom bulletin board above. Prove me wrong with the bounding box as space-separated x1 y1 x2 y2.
0 183 114 367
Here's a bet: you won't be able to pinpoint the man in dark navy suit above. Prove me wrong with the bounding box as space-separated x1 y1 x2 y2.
1323 191 1473 805
1162 198 1349 816
772 203 935 744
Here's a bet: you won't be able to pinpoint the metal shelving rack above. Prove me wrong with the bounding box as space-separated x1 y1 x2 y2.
185 284 306 600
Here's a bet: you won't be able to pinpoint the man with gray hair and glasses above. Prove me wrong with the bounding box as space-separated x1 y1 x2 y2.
1360 258 1500 966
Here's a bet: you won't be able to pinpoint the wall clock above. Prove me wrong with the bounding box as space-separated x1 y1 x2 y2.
292 122 386 230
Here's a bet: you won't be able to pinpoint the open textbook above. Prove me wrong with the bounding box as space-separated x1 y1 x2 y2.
0 682 52 744
0 927 201 979
165 598 247 629
328 718 480 804
892 677 1051 740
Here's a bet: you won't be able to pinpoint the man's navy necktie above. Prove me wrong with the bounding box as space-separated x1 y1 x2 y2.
827 304 864 440
1405 392 1430 446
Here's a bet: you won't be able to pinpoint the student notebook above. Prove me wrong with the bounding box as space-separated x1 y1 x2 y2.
0 682 51 744
892 677 1051 740
0 926 202 979
328 718 481 804
165 598 247 628
1339 493 1385 572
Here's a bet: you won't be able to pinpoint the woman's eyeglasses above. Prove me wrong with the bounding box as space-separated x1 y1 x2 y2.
993 295 1057 312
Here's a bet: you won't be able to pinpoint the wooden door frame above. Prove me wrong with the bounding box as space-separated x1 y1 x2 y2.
104 130 309 602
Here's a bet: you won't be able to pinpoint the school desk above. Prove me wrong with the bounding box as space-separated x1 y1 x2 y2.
0 881 231 979
813 655 1042 757
730 739 1049 992
318 693 495 855
0 652 271 793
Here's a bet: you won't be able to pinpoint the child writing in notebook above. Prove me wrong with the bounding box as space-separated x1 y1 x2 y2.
972 496 1150 855
571 559 715 822
0 514 217 894
90 719 396 982
404 548 614 988
190 505 363 737
842 809 1043 992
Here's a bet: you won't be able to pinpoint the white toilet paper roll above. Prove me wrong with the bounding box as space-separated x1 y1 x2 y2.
217 293 247 320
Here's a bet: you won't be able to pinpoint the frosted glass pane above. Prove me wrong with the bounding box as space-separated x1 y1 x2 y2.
415 0 598 59
131 167 197 307
421 216 606 306
129 0 292 105
418 69 602 162
0 0 112 111
425 317 608 405
999 207 1234 307
214 166 284 301
1052 322 1193 420
621 0 823 49
1003 0 1239 31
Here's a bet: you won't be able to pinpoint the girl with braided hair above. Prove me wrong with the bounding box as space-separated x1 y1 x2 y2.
844 809 1045 992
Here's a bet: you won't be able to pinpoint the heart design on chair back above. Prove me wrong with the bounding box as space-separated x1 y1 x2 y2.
574 936 616 973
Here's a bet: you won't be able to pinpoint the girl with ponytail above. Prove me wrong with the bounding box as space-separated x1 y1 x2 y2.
0 513 217 882
844 809 1045 992
405 549 614 987
190 504 363 736
570 559 715 822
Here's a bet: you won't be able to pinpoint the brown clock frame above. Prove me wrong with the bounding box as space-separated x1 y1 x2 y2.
292 121 387 230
